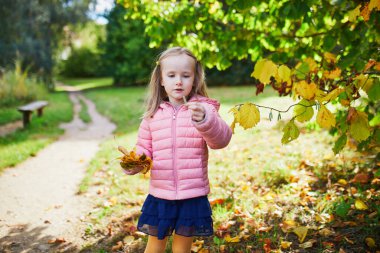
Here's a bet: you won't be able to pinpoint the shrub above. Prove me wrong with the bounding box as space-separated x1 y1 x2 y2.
0 60 47 107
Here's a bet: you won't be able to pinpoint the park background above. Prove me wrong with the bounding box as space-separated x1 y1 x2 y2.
0 0 379 252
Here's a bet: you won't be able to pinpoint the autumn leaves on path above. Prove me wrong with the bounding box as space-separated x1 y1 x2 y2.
0 92 115 252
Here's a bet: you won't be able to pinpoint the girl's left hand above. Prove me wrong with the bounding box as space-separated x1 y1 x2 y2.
186 102 206 122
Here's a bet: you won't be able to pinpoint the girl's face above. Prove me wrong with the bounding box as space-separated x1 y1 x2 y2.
160 54 195 106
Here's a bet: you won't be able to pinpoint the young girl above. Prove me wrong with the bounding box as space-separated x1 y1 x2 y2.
122 47 232 253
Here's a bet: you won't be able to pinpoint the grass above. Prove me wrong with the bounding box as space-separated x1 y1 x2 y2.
55 77 113 91
1 79 377 252
0 92 73 172
79 97 92 123
77 85 379 252
0 107 22 126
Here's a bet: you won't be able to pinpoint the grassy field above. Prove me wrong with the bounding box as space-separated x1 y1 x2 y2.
0 92 73 172
0 78 377 252
78 85 379 252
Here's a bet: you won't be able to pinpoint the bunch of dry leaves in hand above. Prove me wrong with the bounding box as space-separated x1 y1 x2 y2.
118 146 152 174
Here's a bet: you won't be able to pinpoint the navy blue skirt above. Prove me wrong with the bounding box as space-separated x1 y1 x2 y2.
137 194 213 240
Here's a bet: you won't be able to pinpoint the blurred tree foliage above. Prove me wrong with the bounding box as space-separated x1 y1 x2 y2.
58 22 105 77
117 0 379 153
0 0 94 89
100 4 162 86
118 0 379 71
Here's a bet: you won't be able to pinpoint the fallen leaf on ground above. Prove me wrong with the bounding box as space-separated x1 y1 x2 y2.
191 240 204 252
299 239 317 248
319 228 335 237
210 198 225 206
224 235 240 243
355 199 368 210
111 241 123 251
365 237 376 248
123 235 134 245
48 238 66 244
351 173 370 183
293 226 308 243
281 241 292 249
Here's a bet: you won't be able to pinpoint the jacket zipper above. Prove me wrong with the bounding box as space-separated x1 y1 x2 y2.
172 107 178 199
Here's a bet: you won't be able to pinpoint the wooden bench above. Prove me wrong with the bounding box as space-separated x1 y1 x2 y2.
18 101 49 127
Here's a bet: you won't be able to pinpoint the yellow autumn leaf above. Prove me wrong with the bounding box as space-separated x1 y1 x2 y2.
317 104 336 129
365 237 376 248
317 87 345 103
252 59 278 85
323 68 342 79
229 107 240 133
348 5 361 22
294 81 318 100
293 226 308 243
354 74 374 92
369 0 380 11
337 179 348 185
355 199 369 210
304 57 318 72
191 239 204 252
361 3 370 21
109 196 118 206
319 228 335 237
349 111 370 142
281 241 292 249
281 120 300 144
238 103 260 129
294 99 314 122
275 65 291 83
324 52 337 64
224 235 240 243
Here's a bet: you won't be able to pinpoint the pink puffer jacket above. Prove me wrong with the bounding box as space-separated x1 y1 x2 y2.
135 95 232 200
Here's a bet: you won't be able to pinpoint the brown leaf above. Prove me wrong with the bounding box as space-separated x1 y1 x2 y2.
191 240 204 252
111 241 123 251
263 238 272 253
351 173 370 184
361 3 370 21
210 198 225 207
364 59 377 72
319 228 335 237
299 239 317 248
107 224 112 236
48 238 66 244
258 226 273 233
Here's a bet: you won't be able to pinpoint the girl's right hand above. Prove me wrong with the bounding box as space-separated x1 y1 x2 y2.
121 163 144 175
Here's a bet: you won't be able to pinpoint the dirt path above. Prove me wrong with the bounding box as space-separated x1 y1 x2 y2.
0 92 116 253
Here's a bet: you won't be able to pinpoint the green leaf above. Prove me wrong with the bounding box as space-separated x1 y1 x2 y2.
369 114 380 127
294 99 314 122
349 111 371 142
323 35 336 52
333 134 347 154
367 78 380 101
335 200 351 218
294 62 310 79
281 119 300 144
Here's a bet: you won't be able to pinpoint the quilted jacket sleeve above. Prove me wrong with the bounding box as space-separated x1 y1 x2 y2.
192 103 232 149
135 118 153 158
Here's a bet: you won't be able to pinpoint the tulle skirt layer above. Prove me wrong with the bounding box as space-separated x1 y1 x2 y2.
137 194 213 240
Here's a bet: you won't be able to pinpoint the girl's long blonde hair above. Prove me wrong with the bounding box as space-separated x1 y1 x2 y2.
143 47 208 118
